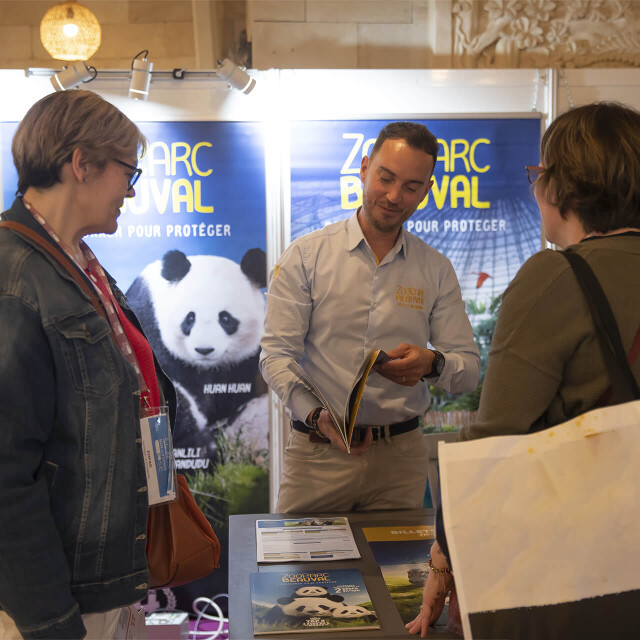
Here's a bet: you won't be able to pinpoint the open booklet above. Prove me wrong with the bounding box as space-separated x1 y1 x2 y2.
288 349 389 453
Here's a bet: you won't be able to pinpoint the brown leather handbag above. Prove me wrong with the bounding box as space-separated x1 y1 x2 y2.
0 220 221 588
146 474 221 588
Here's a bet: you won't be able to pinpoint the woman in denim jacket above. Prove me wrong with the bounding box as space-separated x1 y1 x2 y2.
0 91 176 639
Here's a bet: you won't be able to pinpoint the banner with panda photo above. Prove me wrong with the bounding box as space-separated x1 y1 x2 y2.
1 119 268 608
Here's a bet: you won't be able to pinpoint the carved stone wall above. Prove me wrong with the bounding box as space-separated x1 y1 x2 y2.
0 0 638 71
452 0 640 68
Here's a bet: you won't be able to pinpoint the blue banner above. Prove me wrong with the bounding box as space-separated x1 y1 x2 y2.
2 121 266 284
1 119 269 608
290 118 541 309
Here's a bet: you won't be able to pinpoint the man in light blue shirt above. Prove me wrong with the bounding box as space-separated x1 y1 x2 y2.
260 122 480 513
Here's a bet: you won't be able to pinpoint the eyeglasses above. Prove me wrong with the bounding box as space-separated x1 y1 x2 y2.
113 158 142 190
525 165 544 184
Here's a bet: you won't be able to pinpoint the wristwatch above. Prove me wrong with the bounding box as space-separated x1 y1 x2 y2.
307 407 323 432
424 350 445 378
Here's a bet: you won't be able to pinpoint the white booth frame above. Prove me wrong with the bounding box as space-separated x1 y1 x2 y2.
1 67 639 509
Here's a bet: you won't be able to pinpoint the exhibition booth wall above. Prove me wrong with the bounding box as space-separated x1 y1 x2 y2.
1 67 638 606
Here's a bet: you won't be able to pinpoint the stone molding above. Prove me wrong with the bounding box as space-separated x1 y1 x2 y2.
452 0 640 68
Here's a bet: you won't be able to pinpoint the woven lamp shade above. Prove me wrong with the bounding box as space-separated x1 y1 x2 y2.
40 1 101 61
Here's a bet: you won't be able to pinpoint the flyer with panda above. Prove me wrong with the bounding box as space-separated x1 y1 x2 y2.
250 569 379 634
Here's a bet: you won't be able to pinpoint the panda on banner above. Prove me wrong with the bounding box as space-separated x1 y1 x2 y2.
126 248 268 457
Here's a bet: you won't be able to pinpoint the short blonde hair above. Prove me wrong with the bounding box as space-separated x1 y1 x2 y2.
12 90 146 194
537 101 640 233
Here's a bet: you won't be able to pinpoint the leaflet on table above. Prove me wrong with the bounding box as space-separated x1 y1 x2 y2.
288 349 390 452
256 517 360 563
363 525 436 625
251 568 379 635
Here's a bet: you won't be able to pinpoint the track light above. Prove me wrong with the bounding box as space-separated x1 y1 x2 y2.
216 58 256 94
129 50 153 100
29 59 256 97
50 61 96 91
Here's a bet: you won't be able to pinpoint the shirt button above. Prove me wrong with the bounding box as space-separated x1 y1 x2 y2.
136 533 146 541
138 486 147 493
136 583 148 590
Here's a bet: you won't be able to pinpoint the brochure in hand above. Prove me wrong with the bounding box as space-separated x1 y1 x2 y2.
288 349 389 452
256 517 360 563
251 568 379 635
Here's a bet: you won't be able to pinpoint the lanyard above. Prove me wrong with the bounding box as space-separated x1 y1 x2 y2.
24 201 151 409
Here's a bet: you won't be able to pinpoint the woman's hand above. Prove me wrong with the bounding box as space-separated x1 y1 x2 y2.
406 543 454 637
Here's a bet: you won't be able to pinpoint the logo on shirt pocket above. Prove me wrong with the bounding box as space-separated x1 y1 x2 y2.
396 285 424 310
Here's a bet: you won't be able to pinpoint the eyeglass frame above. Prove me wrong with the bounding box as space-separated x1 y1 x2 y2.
525 165 544 184
112 158 142 190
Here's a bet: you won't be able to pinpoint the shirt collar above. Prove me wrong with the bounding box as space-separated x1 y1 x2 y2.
347 209 408 261
346 210 366 251
394 226 408 259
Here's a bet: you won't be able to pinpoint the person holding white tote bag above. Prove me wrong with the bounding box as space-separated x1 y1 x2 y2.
407 101 640 639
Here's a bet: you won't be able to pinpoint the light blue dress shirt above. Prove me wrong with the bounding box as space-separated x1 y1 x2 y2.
259 212 480 426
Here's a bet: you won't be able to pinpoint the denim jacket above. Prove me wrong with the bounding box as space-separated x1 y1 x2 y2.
0 198 176 639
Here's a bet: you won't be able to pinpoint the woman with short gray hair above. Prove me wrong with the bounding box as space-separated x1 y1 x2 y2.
0 90 176 639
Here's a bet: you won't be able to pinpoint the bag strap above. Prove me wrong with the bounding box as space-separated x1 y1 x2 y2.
0 220 108 324
597 324 640 406
629 324 640 366
561 248 640 402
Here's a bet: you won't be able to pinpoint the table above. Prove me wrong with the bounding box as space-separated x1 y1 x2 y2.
229 509 461 639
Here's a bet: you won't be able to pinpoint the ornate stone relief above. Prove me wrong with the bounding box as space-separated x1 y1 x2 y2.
453 0 640 67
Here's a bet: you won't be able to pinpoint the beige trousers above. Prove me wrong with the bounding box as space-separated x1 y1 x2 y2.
0 607 147 640
277 427 429 513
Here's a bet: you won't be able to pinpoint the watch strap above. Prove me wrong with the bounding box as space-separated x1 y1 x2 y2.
308 407 323 432
423 350 445 379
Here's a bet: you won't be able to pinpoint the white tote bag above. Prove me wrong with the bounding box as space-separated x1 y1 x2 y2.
439 398 640 640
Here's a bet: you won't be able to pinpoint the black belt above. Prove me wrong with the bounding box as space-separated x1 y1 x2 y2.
292 416 419 442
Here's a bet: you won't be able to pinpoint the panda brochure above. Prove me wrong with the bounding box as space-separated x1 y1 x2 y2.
288 349 389 453
250 569 379 634
256 517 360 563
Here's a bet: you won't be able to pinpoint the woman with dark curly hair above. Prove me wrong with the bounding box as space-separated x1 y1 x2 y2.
408 101 640 637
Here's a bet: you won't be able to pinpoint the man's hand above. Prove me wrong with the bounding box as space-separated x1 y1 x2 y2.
307 409 373 455
373 343 434 386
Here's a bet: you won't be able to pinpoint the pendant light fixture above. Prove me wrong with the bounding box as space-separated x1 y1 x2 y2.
40 1 101 61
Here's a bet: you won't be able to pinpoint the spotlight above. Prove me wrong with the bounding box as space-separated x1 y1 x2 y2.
50 61 96 91
216 58 255 94
129 50 153 100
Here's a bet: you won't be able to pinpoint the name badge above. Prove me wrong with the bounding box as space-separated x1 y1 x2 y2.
140 406 176 505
